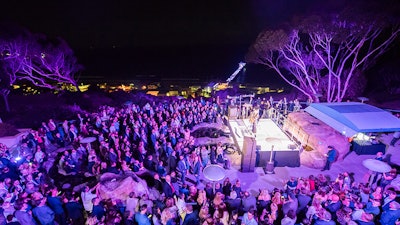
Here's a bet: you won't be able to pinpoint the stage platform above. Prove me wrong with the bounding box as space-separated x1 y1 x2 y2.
228 119 300 167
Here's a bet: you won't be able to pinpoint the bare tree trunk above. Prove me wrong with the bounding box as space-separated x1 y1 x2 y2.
1 90 10 112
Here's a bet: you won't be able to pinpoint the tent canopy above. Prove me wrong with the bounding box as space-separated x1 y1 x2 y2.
304 102 400 137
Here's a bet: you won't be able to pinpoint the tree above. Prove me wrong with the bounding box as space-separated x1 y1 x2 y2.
0 28 81 112
246 2 400 102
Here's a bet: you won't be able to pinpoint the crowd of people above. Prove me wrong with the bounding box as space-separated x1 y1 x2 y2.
0 97 399 225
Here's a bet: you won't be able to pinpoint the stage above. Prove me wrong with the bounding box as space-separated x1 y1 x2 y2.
228 119 300 167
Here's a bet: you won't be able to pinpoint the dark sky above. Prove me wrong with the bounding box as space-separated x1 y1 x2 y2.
0 1 322 48
0 0 351 81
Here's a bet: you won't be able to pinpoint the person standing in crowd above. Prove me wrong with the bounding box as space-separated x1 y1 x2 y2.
182 204 199 225
321 146 337 171
14 199 36 225
167 150 178 174
241 209 258 225
32 197 55 225
135 204 151 225
242 191 257 213
91 197 105 221
380 201 400 225
64 194 85 225
126 192 139 217
191 156 201 185
177 155 188 184
47 187 67 225
81 185 98 214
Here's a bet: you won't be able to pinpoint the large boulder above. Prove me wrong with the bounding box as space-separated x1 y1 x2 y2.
194 136 233 146
283 112 350 168
191 123 228 133
300 150 326 169
97 172 149 201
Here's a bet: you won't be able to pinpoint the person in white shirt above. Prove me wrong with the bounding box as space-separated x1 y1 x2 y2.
81 184 99 213
126 192 140 218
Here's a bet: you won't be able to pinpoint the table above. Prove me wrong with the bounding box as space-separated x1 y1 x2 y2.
203 165 225 192
362 159 391 173
80 137 97 150
352 141 386 155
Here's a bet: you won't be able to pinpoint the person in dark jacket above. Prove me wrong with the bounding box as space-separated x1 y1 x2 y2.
380 201 400 225
91 197 105 221
46 188 67 225
162 175 175 198
135 204 151 225
166 150 177 174
321 146 337 171
65 195 84 225
14 199 36 225
182 204 199 225
191 156 201 185
32 198 55 225
153 173 163 192
177 155 188 184
296 188 312 220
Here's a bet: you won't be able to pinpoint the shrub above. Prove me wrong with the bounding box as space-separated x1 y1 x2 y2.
0 123 19 137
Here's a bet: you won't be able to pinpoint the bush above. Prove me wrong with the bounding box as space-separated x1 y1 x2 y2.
0 123 19 137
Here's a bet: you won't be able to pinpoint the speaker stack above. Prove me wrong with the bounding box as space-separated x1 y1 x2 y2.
241 135 257 172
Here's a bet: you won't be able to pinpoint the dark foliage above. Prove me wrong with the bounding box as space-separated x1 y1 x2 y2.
0 122 19 137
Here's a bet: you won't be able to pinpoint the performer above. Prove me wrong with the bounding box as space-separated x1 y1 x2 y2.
249 107 260 134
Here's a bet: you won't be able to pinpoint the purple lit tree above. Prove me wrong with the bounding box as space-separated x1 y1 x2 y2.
246 2 400 102
0 29 81 112
19 35 81 90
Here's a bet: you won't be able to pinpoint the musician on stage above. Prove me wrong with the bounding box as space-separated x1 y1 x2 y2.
249 107 260 134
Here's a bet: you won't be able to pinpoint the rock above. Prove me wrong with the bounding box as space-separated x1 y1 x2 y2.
194 136 233 146
97 172 149 201
284 112 351 168
300 150 325 169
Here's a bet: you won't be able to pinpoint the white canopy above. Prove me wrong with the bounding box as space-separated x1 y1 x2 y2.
305 102 400 137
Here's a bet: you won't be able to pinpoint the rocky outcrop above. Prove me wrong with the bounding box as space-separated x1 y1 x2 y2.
283 112 350 169
98 172 149 201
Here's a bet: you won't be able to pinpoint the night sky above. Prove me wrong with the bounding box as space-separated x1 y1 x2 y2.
0 0 378 84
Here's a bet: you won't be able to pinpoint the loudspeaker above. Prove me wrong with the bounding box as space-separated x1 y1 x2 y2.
241 135 256 172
